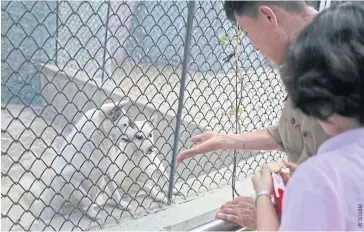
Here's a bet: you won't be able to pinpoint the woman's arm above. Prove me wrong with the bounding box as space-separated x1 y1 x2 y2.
252 164 280 231
256 196 280 231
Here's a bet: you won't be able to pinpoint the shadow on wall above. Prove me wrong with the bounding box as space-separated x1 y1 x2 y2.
1 1 57 106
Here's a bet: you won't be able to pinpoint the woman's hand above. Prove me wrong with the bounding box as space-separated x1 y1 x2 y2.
252 164 273 193
280 161 298 185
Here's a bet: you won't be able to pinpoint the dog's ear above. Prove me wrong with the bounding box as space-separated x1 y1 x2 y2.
149 114 157 125
115 99 129 108
108 99 129 121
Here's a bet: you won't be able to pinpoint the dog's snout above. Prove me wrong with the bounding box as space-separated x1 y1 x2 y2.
147 146 156 154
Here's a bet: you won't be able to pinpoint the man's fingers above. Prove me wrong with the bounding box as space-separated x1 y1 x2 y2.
176 140 219 164
220 197 254 211
216 213 240 225
190 134 202 143
218 207 238 216
176 149 197 164
243 197 255 204
223 201 254 210
233 196 254 205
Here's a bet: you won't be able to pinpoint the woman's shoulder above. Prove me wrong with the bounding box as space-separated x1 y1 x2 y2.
285 156 334 192
287 149 364 193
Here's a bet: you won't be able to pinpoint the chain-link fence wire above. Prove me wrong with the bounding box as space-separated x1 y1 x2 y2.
1 0 292 231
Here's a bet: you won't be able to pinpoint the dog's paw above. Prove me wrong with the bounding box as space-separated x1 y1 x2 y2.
158 197 168 204
117 200 132 211
95 193 107 206
155 194 174 204
172 188 182 196
85 205 101 221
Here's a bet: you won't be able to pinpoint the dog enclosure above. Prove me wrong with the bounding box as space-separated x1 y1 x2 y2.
1 0 322 231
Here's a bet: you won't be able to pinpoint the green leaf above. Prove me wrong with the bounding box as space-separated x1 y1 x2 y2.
218 35 229 46
229 106 236 115
238 107 244 115
229 106 245 116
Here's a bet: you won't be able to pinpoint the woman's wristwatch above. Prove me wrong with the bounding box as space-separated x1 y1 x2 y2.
255 190 274 208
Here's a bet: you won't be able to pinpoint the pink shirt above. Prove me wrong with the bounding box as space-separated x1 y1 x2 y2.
279 128 364 231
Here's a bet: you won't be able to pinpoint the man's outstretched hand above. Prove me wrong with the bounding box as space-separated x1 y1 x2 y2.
176 131 224 164
215 196 257 229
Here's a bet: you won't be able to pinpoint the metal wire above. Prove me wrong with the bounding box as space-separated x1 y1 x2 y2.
1 1 288 231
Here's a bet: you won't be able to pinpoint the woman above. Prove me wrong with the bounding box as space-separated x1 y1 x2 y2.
252 2 364 231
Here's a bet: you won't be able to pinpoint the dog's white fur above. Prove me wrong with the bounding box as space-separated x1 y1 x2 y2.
24 100 137 221
96 116 176 206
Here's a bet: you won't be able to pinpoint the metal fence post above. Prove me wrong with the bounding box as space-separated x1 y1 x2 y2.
55 1 59 65
167 0 196 203
101 0 110 82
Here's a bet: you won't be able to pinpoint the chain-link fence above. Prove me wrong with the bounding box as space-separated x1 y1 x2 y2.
1 0 323 231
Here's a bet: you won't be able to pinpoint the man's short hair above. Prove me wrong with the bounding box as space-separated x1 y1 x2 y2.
224 1 308 23
281 2 364 124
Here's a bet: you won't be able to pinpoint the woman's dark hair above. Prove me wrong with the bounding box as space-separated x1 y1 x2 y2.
281 2 364 124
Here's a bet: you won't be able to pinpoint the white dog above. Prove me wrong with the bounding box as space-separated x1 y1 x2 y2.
24 99 137 221
96 116 177 207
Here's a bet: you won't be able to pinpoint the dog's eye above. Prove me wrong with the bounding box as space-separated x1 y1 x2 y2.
123 124 127 127
149 134 152 138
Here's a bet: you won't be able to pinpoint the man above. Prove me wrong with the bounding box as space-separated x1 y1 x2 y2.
176 1 331 229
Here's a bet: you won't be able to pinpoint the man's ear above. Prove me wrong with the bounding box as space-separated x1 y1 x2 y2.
108 99 128 121
258 5 278 27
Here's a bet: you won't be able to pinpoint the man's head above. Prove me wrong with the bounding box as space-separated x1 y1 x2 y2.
281 2 364 136
224 1 317 65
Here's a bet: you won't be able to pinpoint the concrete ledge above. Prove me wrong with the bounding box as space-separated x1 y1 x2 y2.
98 172 256 231
97 151 280 231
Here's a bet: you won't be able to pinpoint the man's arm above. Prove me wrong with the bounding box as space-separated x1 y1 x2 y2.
176 127 282 163
223 128 282 151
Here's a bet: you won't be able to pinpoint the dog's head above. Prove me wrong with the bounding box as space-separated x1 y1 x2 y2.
99 99 137 143
130 115 157 155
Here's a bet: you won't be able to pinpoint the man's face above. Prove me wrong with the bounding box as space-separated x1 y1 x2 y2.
235 13 289 66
